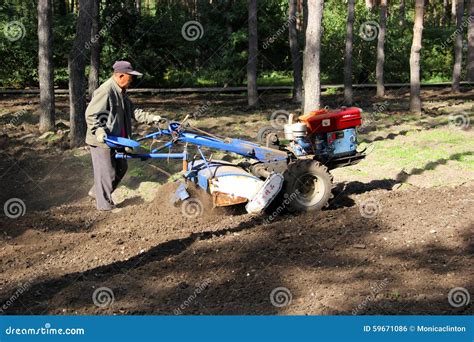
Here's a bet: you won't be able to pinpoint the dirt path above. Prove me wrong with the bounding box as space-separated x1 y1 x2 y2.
1 180 472 315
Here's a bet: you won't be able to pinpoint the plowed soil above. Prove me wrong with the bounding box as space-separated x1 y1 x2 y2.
0 90 473 315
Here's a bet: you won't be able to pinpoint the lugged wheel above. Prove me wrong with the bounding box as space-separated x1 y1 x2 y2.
256 126 279 145
282 159 334 212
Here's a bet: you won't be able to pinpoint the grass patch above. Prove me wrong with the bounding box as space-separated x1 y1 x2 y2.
370 128 474 171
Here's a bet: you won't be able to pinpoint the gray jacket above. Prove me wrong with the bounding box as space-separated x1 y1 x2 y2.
85 77 155 148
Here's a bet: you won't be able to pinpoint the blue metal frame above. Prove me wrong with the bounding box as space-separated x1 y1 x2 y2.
106 122 288 164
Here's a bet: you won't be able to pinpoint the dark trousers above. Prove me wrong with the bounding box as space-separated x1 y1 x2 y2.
89 146 128 210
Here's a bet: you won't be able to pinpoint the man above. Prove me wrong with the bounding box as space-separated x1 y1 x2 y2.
85 60 165 211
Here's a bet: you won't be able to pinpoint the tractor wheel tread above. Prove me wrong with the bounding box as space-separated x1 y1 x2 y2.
281 159 334 212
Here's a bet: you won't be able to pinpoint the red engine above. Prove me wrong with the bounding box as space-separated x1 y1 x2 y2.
299 107 362 134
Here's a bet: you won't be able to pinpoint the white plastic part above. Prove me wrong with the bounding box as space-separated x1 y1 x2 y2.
245 173 284 214
209 174 263 200
284 124 294 140
291 123 308 138
288 113 294 125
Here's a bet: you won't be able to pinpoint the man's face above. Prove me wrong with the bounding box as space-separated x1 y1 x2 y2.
114 73 133 89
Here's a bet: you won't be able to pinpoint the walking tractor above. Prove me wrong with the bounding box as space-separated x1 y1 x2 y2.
104 107 366 213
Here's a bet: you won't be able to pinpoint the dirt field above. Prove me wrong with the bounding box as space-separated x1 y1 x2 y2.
0 88 473 315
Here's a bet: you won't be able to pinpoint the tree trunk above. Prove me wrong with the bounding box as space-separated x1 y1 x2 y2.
58 0 67 15
136 0 141 14
145 0 150 15
303 0 324 114
225 0 233 37
376 0 387 97
452 0 464 92
69 0 92 146
302 0 308 44
442 0 451 26
88 0 100 97
343 0 355 105
410 0 424 114
399 0 406 27
247 0 259 107
289 0 303 103
296 0 303 30
468 0 474 81
37 0 55 132
365 0 374 11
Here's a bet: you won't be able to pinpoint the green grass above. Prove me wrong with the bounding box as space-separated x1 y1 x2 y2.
128 164 147 178
257 76 293 86
369 129 474 171
420 129 473 145
196 77 219 87
422 75 451 83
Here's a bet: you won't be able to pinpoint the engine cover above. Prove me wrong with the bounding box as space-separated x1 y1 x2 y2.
319 128 357 157
299 107 362 134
